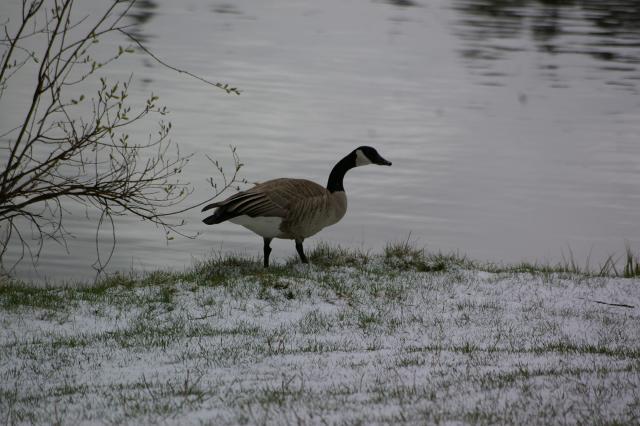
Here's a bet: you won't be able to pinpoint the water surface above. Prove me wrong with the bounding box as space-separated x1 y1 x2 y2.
1 0 639 281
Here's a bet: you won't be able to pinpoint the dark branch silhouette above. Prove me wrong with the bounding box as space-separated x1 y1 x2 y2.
0 0 244 275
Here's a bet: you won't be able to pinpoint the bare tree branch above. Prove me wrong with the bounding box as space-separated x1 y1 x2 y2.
117 28 241 95
0 0 244 275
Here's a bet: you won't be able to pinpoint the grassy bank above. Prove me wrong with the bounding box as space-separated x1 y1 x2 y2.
1 244 639 425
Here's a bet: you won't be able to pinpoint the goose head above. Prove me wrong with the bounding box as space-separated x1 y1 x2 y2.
353 146 392 167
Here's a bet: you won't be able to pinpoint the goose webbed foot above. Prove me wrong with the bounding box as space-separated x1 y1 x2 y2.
295 239 308 264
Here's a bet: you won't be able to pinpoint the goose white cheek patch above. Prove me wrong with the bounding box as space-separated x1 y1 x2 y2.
355 149 372 166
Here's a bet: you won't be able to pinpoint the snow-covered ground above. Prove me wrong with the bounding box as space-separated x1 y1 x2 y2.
1 256 639 425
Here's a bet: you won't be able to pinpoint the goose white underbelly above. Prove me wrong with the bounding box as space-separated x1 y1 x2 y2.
230 215 283 238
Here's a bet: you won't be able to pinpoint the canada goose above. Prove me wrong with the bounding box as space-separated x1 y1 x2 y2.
202 146 391 267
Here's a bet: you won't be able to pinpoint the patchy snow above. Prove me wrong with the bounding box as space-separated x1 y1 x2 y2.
1 265 639 424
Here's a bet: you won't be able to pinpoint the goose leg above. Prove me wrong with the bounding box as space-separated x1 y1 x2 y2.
263 237 273 268
295 239 308 264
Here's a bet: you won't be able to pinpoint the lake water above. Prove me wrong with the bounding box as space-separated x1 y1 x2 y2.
2 0 639 282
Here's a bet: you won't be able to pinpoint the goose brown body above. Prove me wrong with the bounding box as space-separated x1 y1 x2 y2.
202 178 347 240
202 146 391 267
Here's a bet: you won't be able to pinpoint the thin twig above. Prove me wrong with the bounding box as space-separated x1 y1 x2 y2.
578 297 635 309
117 28 240 95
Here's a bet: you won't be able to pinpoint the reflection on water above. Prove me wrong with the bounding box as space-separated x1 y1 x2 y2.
127 0 157 43
211 3 243 15
454 0 640 89
383 0 419 7
126 0 159 81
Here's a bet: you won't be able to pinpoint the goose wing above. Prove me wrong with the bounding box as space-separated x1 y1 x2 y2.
202 178 327 223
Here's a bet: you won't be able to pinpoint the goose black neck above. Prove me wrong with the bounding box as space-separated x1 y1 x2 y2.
326 154 355 193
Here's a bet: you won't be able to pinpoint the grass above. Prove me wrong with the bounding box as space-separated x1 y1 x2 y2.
384 239 454 272
624 243 640 278
0 243 639 425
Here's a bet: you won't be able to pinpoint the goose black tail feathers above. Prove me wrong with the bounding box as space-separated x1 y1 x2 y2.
201 202 226 225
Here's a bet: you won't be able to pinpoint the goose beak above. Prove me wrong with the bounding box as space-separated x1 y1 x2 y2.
377 156 392 166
